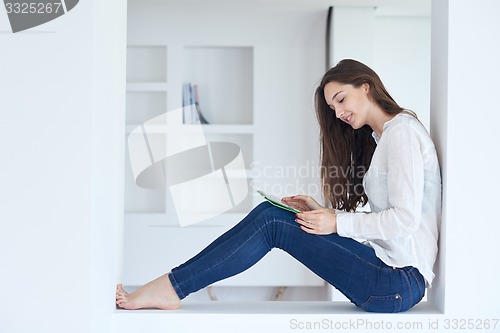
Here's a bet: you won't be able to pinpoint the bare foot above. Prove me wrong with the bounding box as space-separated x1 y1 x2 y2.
116 273 181 310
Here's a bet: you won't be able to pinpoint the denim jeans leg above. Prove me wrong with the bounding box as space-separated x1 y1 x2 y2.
169 202 278 299
171 202 272 273
168 202 425 312
169 202 376 301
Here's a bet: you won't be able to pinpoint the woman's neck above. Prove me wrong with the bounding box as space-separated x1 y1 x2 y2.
369 107 397 138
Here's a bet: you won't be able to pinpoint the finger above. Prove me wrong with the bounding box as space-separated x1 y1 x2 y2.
296 215 318 228
283 197 317 211
296 212 317 220
281 199 304 210
294 205 310 212
295 217 310 227
282 198 306 206
306 209 325 215
294 196 324 210
288 203 309 212
301 209 329 217
285 197 311 209
289 195 311 202
281 200 303 211
300 225 318 234
296 217 317 229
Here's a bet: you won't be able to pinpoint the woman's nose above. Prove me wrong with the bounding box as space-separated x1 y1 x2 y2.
335 108 344 119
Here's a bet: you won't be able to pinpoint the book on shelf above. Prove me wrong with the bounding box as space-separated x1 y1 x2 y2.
182 83 210 125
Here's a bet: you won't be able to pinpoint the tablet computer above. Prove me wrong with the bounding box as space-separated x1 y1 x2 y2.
257 190 301 214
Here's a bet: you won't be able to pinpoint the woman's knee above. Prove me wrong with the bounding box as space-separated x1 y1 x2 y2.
249 201 274 226
254 201 273 211
246 202 271 220
253 201 286 218
251 202 297 230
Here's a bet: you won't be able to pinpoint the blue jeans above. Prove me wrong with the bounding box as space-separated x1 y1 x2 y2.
169 202 426 313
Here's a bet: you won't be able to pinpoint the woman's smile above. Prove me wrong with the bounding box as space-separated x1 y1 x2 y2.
339 112 353 125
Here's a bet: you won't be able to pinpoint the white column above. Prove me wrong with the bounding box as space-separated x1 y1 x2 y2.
91 0 127 332
430 0 500 315
0 1 126 332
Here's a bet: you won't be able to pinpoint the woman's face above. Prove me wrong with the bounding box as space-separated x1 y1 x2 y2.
323 81 371 130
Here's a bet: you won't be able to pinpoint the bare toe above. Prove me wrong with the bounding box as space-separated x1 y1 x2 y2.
117 284 128 295
116 284 129 304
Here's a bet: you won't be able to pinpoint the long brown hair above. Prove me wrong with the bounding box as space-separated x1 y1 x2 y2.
315 59 404 212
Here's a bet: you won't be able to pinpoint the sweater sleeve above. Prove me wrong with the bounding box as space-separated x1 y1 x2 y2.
336 124 425 240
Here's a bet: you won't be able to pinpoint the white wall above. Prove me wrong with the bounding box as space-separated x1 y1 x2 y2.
90 1 127 331
0 1 126 332
126 0 325 196
431 0 500 316
331 6 431 130
124 0 329 297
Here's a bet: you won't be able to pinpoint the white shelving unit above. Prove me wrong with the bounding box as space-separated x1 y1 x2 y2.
125 45 255 213
123 44 324 288
125 46 168 214
122 0 433 304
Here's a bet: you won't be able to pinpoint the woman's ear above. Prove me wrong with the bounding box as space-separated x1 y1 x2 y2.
362 83 370 93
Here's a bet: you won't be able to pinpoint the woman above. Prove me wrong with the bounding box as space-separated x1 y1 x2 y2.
116 59 441 313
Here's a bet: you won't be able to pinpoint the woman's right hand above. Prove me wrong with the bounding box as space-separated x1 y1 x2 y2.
281 195 323 212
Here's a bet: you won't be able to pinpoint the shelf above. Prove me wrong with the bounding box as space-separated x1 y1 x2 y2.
125 212 248 228
127 82 168 92
125 124 254 134
187 124 254 134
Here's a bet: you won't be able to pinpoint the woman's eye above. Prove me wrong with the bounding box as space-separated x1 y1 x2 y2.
338 98 344 103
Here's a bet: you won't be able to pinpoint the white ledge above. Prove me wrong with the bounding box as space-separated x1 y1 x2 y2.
114 301 443 333
114 300 441 315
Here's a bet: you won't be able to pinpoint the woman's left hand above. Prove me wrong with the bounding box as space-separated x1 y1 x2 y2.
295 209 337 235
